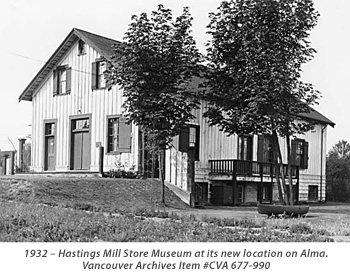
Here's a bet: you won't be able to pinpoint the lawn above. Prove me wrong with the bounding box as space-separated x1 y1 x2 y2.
0 176 189 212
0 176 348 242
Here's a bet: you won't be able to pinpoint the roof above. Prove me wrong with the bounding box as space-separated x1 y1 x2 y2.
299 107 335 127
18 28 335 128
19 28 121 102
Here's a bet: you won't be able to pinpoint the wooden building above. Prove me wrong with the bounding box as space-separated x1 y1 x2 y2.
19 28 335 205
165 100 335 205
19 28 140 174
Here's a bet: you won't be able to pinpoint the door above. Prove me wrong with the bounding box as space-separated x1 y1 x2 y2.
71 118 91 170
195 182 208 206
44 122 56 171
237 135 253 174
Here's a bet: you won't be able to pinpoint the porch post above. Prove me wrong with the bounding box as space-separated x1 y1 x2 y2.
270 163 274 203
188 147 196 208
232 161 238 206
296 166 300 204
259 163 263 204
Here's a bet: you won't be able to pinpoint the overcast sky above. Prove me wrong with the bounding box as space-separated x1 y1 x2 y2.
0 0 348 152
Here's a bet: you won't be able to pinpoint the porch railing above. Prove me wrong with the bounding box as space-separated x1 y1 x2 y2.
209 159 298 178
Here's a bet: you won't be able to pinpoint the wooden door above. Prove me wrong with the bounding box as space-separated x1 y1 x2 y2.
45 136 55 170
44 122 56 171
71 118 91 170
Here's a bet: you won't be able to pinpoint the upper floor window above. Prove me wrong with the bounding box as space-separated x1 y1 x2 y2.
257 135 275 163
78 40 85 55
238 135 253 161
178 125 200 161
291 138 309 169
92 60 107 90
53 65 71 96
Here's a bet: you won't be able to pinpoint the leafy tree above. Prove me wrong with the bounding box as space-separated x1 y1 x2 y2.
204 0 320 205
326 140 350 202
106 5 202 204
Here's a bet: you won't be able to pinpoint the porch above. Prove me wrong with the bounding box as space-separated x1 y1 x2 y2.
207 159 299 206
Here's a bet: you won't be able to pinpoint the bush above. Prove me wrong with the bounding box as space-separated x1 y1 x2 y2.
289 223 313 234
105 169 143 179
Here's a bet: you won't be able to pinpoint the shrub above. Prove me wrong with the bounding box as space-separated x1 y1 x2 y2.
289 223 313 234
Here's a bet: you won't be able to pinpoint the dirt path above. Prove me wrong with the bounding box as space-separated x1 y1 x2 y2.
168 204 350 223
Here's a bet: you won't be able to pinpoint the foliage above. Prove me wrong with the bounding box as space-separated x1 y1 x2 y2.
0 201 334 242
106 4 202 203
1 178 349 242
203 0 320 205
105 169 142 179
289 222 313 234
106 4 202 149
326 140 350 202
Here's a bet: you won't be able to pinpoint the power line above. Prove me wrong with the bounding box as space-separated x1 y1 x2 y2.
9 52 45 64
8 51 103 76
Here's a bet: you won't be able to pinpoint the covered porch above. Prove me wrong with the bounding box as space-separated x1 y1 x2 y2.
207 159 299 206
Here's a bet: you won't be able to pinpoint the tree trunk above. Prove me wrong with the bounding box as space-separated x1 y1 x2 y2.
271 130 283 204
273 130 289 205
158 149 165 205
151 151 155 179
286 134 294 205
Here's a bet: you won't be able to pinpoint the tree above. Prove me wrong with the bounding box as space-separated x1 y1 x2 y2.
204 0 320 205
106 5 202 204
326 140 350 202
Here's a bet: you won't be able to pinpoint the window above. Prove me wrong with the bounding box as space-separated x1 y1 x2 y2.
78 40 85 55
237 185 245 204
257 135 275 163
45 123 55 136
291 139 309 169
238 135 253 161
178 125 200 161
92 60 107 89
308 185 318 201
262 183 272 202
107 116 132 154
53 65 71 95
73 118 89 130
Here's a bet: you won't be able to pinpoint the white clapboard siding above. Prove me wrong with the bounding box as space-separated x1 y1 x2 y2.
165 99 328 199
31 41 138 172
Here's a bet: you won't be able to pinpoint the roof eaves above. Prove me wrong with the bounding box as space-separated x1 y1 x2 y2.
18 29 78 102
299 108 335 128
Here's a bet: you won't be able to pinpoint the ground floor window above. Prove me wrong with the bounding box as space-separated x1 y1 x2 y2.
262 184 272 202
237 185 245 204
107 115 132 154
308 185 318 201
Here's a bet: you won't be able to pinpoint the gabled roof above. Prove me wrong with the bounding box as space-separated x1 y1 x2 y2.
300 107 335 127
19 28 121 101
18 28 335 128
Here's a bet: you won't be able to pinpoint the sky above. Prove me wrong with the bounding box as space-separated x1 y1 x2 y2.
0 0 348 153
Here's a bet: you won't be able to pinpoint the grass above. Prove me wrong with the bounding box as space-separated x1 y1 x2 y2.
0 201 333 242
0 176 348 242
0 176 189 212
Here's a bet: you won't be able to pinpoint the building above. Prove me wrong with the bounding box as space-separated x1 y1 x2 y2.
0 150 16 175
19 28 334 205
165 102 334 205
